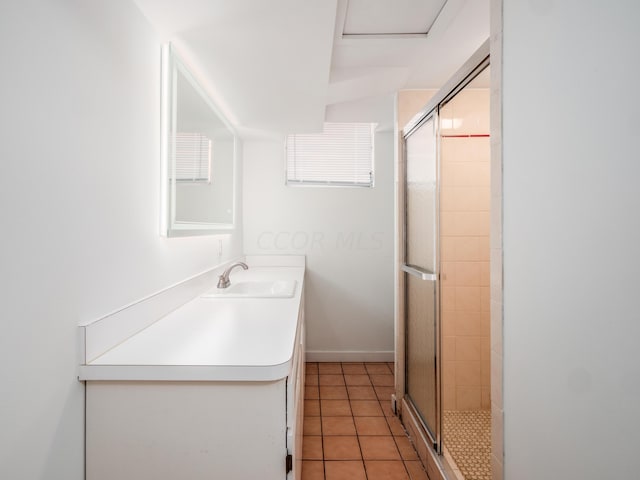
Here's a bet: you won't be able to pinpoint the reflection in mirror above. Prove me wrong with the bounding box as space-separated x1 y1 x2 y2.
160 43 236 236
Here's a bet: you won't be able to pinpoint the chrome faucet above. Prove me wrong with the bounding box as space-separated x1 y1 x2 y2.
217 262 249 289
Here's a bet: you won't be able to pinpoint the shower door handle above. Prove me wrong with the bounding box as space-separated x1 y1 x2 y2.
402 264 438 281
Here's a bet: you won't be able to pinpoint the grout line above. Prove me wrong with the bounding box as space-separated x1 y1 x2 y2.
315 368 325 479
345 362 370 480
319 373 325 478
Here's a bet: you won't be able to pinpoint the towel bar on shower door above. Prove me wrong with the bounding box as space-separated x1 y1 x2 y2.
401 264 438 281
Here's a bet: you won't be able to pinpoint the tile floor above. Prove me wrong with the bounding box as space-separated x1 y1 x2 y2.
443 410 491 480
302 362 430 480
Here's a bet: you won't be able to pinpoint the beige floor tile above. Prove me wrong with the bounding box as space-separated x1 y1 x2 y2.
354 417 391 436
320 385 348 400
322 416 356 436
350 400 383 417
347 385 377 400
324 460 366 480
303 436 323 460
306 363 319 374
321 399 352 416
359 436 401 460
364 460 409 480
344 374 372 386
318 363 343 374
301 460 324 480
306 373 319 385
323 436 361 460
443 410 492 480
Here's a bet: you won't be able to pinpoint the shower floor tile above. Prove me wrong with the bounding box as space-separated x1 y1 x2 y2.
442 410 492 480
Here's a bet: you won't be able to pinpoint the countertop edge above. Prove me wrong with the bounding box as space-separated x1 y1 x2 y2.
78 359 292 382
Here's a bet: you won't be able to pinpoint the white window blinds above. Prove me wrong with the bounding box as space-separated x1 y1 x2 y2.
286 122 375 187
175 132 212 182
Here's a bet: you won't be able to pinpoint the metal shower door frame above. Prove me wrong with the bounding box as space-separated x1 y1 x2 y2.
402 107 442 451
398 38 490 457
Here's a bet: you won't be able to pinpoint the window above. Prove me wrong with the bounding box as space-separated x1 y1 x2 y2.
285 122 375 187
175 132 212 183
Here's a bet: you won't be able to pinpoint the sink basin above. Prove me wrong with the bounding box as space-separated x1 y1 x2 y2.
201 280 297 298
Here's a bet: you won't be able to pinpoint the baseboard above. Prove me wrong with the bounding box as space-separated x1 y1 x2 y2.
305 351 394 363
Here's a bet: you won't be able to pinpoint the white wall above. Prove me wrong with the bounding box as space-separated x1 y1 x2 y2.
243 132 395 360
502 1 640 478
0 1 242 479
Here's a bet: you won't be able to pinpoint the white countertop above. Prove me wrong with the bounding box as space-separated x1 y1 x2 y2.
79 266 304 382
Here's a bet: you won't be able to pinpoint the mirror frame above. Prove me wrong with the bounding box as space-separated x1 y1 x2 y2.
160 43 237 237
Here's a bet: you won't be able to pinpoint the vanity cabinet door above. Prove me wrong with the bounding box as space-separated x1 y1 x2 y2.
287 317 305 479
86 381 287 480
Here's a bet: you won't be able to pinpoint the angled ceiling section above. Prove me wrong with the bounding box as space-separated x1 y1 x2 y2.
134 0 338 136
327 67 410 105
133 0 489 137
327 0 489 126
325 95 396 132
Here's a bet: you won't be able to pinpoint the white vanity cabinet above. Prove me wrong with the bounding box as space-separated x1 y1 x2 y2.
80 261 305 480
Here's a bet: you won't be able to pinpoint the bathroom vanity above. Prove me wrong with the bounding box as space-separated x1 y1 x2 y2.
78 256 305 480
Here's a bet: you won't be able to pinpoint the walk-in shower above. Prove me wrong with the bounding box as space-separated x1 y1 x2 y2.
439 67 491 480
398 42 491 480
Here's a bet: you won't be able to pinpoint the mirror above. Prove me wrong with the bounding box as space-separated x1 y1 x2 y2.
160 43 236 236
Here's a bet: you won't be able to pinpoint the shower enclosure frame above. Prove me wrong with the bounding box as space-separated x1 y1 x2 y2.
395 39 490 479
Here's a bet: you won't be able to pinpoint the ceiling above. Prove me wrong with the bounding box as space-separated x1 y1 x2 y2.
134 0 489 137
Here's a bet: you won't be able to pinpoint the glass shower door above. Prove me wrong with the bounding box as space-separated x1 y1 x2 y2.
403 113 440 447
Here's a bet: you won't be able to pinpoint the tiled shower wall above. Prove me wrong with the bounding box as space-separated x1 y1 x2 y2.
440 89 491 411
